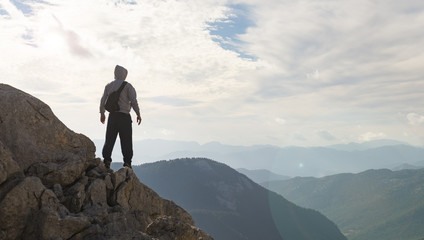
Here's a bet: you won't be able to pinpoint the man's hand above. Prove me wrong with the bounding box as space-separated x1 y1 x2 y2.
137 115 142 125
100 114 106 124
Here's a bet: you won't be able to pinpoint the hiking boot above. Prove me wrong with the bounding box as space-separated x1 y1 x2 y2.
104 159 111 169
123 162 132 169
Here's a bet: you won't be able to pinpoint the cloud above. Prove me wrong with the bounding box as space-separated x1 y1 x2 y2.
274 117 286 125
228 0 424 146
306 70 320 80
161 128 175 136
207 3 256 59
1 0 257 95
407 113 424 126
50 15 92 58
240 0 424 100
145 96 200 107
317 131 336 141
359 132 386 142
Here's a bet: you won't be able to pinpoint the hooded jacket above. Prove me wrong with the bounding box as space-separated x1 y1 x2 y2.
100 65 140 116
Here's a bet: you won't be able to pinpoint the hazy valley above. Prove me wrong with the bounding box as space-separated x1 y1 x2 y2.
101 139 424 240
263 168 424 240
113 158 346 240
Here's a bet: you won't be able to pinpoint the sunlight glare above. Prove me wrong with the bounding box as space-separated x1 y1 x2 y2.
37 13 67 54
42 32 66 53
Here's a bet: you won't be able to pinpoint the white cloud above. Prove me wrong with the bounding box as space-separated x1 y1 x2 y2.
306 70 320 80
239 0 424 100
359 132 386 142
161 128 175 136
230 0 424 146
275 117 286 125
407 113 424 126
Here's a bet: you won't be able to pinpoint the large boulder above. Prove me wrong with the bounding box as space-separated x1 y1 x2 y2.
0 84 95 187
0 84 212 240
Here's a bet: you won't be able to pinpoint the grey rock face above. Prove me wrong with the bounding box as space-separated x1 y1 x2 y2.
0 141 22 184
0 84 212 240
0 177 46 239
0 84 94 173
147 216 213 240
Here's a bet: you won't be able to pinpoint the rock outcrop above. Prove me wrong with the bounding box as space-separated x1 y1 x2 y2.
0 84 212 240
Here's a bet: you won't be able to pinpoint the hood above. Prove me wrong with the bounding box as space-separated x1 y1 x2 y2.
114 65 128 80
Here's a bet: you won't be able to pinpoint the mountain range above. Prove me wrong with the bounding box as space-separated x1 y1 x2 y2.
96 139 424 177
236 168 291 183
263 168 424 240
116 158 347 240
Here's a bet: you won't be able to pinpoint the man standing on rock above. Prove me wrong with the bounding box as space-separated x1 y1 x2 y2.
100 65 142 169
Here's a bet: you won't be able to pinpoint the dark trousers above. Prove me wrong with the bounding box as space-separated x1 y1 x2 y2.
102 112 133 165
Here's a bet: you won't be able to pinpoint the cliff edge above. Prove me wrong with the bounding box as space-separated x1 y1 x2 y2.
0 84 212 240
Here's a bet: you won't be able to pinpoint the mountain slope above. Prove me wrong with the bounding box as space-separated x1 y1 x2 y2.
264 168 424 240
132 158 346 240
236 168 290 184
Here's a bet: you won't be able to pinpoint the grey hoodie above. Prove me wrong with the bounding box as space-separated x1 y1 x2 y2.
99 65 140 116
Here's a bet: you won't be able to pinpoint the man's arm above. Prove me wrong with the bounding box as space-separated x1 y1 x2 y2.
128 84 142 125
100 85 108 124
101 115 106 124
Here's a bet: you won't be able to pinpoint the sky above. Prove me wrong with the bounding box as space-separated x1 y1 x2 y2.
1 0 424 148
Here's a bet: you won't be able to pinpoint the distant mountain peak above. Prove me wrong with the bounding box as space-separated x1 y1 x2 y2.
237 168 291 184
328 139 410 151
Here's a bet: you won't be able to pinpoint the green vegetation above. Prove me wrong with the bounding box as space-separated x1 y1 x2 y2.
264 168 424 240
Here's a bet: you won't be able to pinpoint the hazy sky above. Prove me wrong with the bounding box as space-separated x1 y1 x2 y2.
1 0 424 147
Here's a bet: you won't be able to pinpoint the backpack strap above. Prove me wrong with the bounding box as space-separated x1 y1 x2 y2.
117 82 127 94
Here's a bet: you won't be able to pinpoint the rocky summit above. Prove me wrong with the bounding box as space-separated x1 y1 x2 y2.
0 84 212 240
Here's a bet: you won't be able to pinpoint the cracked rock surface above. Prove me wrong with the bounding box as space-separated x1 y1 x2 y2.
0 84 212 240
